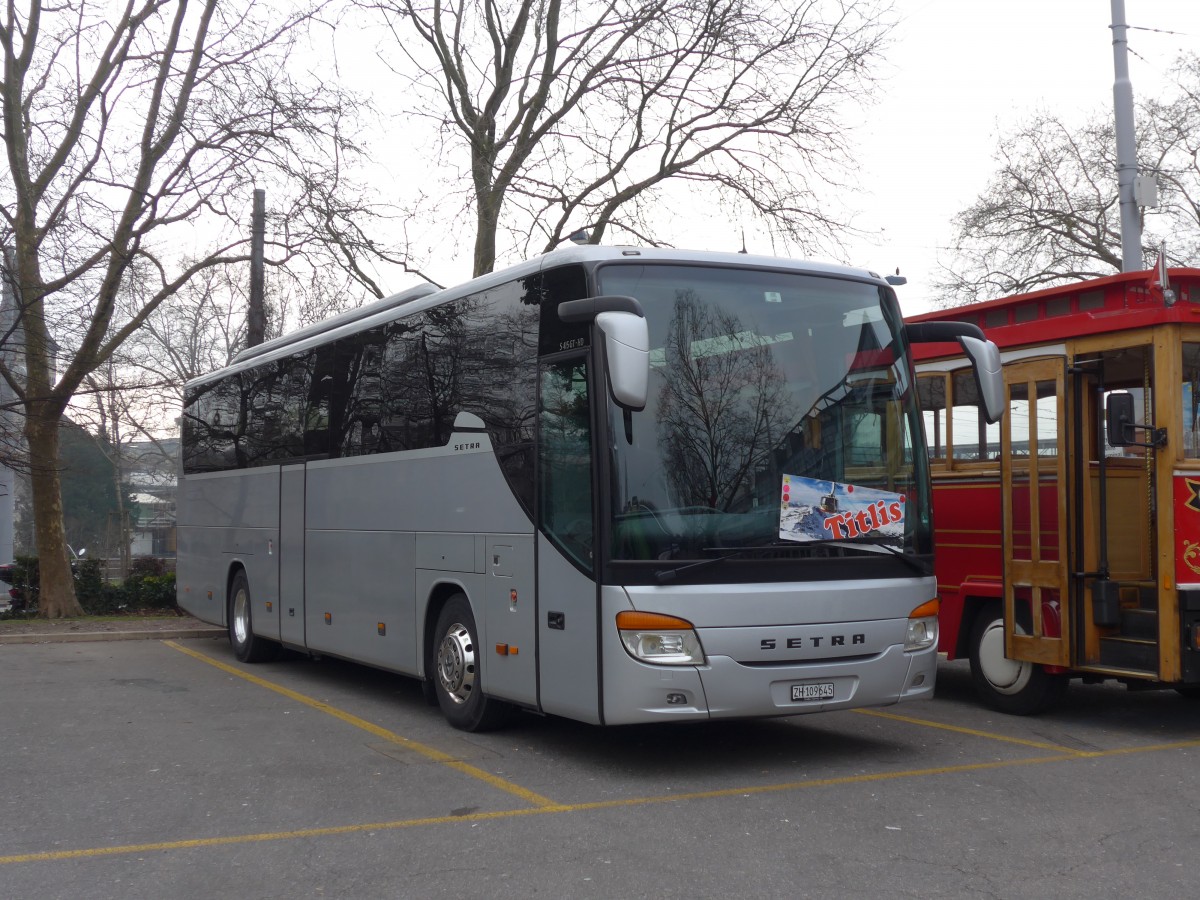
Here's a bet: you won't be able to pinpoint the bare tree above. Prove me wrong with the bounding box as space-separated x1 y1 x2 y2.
1141 54 1200 261
79 362 134 574
934 54 1200 307
0 0 358 616
113 264 280 439
363 0 894 277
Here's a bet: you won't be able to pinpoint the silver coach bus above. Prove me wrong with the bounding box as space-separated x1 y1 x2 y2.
177 246 1002 731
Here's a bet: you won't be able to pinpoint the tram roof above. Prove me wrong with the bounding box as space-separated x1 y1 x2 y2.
907 267 1200 356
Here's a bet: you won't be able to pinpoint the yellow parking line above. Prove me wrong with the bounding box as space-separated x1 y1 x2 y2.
854 707 1083 754
1070 738 1200 759
163 641 561 810
0 809 543 865
10 739 1200 866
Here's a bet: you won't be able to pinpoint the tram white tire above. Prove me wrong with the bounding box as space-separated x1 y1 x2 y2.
968 606 1067 715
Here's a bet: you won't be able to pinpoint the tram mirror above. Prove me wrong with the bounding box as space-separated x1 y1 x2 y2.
596 310 649 411
1106 392 1135 447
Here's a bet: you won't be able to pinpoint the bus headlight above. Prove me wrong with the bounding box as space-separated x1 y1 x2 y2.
904 599 939 652
616 610 705 665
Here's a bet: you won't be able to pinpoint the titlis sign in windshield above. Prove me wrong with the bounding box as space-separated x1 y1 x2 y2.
779 474 905 546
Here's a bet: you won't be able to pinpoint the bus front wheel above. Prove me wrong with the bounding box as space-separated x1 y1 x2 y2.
228 570 279 664
968 605 1066 715
433 594 512 732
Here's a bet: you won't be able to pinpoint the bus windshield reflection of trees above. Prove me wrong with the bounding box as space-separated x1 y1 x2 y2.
599 265 927 562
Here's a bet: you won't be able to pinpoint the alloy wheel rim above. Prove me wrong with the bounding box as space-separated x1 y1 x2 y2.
437 622 475 705
233 589 249 645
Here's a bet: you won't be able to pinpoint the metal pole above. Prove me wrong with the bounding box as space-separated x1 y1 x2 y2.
248 188 266 347
1111 0 1142 271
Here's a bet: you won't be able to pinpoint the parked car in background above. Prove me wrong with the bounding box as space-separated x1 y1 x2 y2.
0 562 21 612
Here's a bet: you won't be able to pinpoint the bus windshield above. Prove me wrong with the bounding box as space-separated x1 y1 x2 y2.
597 263 929 565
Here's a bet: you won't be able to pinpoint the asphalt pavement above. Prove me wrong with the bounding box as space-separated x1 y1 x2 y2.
3 631 1200 899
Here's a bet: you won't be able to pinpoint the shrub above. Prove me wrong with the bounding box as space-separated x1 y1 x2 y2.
74 558 108 610
1 556 177 615
121 572 177 610
5 556 40 611
128 556 169 578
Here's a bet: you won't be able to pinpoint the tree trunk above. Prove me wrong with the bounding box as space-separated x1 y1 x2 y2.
472 190 503 278
26 418 83 618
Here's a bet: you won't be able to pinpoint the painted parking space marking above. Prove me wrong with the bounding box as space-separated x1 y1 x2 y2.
854 707 1084 754
163 641 562 810
8 737 1200 867
10 639 1191 870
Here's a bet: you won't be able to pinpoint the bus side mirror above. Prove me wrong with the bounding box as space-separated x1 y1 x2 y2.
960 336 1004 425
596 311 649 411
1106 392 1135 447
558 295 649 411
905 321 1004 424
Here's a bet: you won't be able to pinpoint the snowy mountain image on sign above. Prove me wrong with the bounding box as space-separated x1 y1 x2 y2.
779 474 906 547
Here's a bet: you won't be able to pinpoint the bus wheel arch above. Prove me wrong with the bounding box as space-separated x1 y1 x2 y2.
967 601 1066 714
421 584 462 706
227 566 279 664
429 591 512 732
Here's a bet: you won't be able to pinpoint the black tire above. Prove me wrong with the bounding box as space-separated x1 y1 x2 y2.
432 594 512 732
968 604 1068 715
228 570 279 664
1174 686 1200 700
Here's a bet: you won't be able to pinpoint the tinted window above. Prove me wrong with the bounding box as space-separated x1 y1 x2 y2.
539 357 594 571
537 265 590 355
183 359 309 472
182 277 540 519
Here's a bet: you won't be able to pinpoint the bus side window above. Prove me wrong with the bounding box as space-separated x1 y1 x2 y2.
539 358 594 571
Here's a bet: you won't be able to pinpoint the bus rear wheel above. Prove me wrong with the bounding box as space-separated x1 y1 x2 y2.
433 594 512 732
968 605 1066 715
229 570 279 664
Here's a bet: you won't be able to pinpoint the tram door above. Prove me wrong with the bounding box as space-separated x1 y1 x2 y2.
999 358 1071 667
1078 344 1160 675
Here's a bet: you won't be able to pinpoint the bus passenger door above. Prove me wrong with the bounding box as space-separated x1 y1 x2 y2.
279 463 306 647
1000 358 1071 667
535 355 602 724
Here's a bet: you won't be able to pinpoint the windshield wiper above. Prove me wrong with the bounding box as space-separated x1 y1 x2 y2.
651 539 930 583
652 541 795 584
824 540 931 576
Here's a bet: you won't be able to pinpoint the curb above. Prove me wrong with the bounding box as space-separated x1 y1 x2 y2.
0 627 226 645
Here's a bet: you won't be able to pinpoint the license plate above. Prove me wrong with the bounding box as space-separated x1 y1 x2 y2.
791 682 835 701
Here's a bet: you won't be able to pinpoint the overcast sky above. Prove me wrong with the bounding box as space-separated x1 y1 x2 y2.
845 0 1200 314
332 1 1200 314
